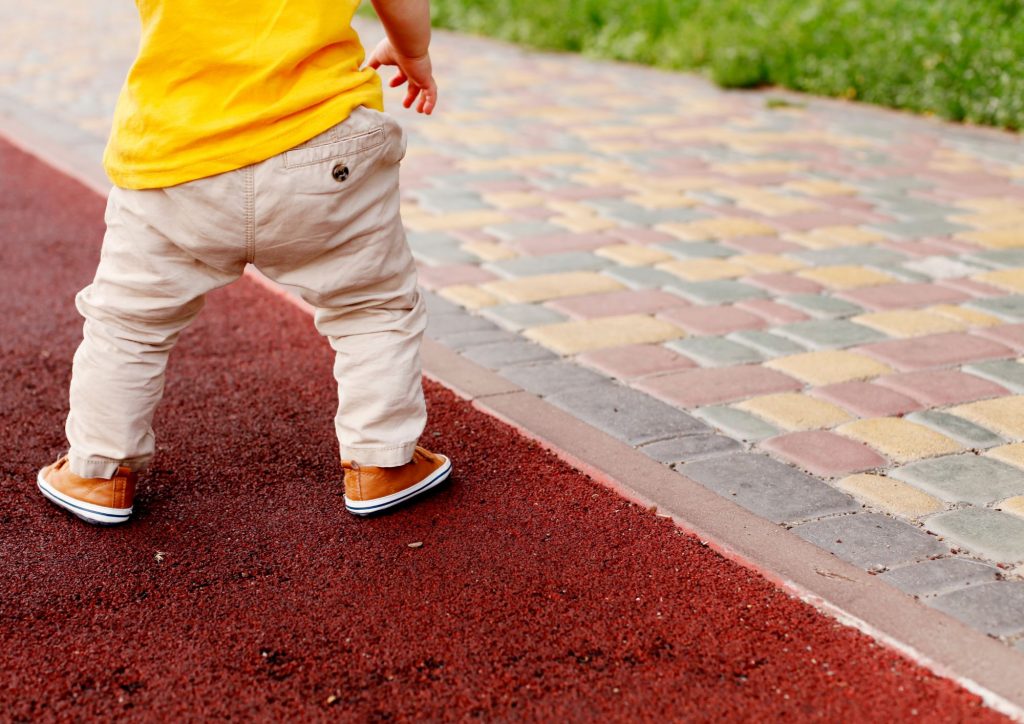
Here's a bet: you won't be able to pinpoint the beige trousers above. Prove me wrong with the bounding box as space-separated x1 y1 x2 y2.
66 107 426 478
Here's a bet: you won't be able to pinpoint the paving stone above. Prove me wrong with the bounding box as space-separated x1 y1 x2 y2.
482 271 624 304
485 251 611 278
891 455 1024 505
926 508 1024 563
874 369 1009 407
460 340 558 369
902 257 986 280
525 314 684 354
603 265 685 289
547 382 710 446
484 220 566 241
421 290 466 317
988 445 1024 471
656 241 737 259
416 262 500 291
764 349 892 385
958 229 1024 249
793 513 948 570
966 295 1024 321
929 582 1024 637
839 282 971 312
964 249 1024 269
576 343 696 379
547 289 689 319
857 332 1014 371
439 285 501 309
852 309 967 338
693 406 780 442
797 265 896 290
785 224 888 249
905 410 1005 449
594 244 673 267
998 494 1024 516
880 558 1000 598
680 452 859 524
426 312 500 337
407 231 465 250
479 303 568 332
814 380 924 417
413 244 481 266
665 337 765 367
638 434 744 465
658 217 777 241
950 395 1024 440
761 430 888 477
735 299 810 325
435 329 522 351
837 474 945 518
666 280 770 304
657 258 750 282
635 366 802 408
726 330 807 357
497 360 609 397
794 247 906 268
774 319 885 349
964 360 1024 393
780 294 864 319
406 209 512 233
875 218 970 238
927 303 1004 329
657 305 767 336
737 392 852 431
747 273 825 295
837 417 961 463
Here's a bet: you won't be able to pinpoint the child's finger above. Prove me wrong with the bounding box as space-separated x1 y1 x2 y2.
389 70 407 88
403 84 420 109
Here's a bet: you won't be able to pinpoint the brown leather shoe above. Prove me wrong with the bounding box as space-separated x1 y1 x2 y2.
343 446 451 515
36 455 135 525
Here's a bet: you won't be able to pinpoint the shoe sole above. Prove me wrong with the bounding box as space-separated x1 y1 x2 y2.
344 455 452 516
36 470 132 525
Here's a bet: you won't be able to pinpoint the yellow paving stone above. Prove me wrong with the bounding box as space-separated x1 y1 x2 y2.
974 268 1024 293
547 200 597 218
438 285 500 310
952 396 1024 440
950 211 1024 230
712 160 806 176
957 198 1024 214
926 304 1003 327
956 229 1024 249
997 496 1024 519
419 125 512 145
784 179 858 197
656 217 777 241
765 350 893 385
458 153 593 172
524 314 684 354
731 254 807 274
987 443 1024 469
549 215 619 233
852 310 967 338
624 192 697 209
403 210 511 233
837 474 945 518
461 241 518 262
627 175 718 192
481 271 624 304
595 244 674 267
797 265 896 290
736 393 852 430
735 194 819 216
656 258 749 281
784 226 887 249
838 418 962 463
480 192 545 209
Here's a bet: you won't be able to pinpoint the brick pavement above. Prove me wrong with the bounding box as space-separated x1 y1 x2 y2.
3 2 1024 646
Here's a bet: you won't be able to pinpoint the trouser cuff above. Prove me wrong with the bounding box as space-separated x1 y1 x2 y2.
340 441 418 468
67 450 148 479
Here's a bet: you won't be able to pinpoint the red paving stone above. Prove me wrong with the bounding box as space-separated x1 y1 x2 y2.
576 343 696 379
761 431 888 478
510 232 615 255
838 282 971 311
610 228 676 245
811 381 925 418
736 299 811 324
976 324 1024 353
547 289 689 319
858 333 1015 371
657 305 767 336
634 366 803 408
875 370 1010 407
939 278 1011 298
416 263 499 290
721 237 804 254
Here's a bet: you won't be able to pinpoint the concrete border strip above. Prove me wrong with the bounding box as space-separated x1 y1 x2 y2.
4 116 1022 721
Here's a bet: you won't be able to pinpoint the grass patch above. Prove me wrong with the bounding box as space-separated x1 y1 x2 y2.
375 0 1024 130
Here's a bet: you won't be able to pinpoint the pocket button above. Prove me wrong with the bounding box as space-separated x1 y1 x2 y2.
332 164 350 182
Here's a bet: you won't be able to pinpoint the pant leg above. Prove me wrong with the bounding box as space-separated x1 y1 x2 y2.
67 181 246 478
253 108 426 467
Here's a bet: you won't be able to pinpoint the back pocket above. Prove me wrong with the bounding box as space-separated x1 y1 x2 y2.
283 126 386 169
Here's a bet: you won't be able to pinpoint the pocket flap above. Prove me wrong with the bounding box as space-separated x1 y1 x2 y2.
283 127 386 168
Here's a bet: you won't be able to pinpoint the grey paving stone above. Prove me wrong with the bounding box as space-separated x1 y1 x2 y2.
727 330 807 357
902 257 988 280
929 581 1024 637
584 199 707 225
666 337 764 367
420 290 462 316
480 303 568 332
414 193 491 213
680 453 860 524
426 313 499 338
925 508 1024 562
793 513 949 570
638 434 744 465
780 294 864 319
412 245 479 266
656 241 737 259
794 247 907 267
602 266 683 289
547 382 710 446
436 329 521 351
484 252 610 278
460 340 558 369
497 360 609 397
775 319 885 349
872 197 954 218
905 410 1004 449
967 295 1024 322
428 171 527 186
407 231 464 250
872 218 970 238
666 280 769 305
694 405 780 442
879 557 1001 598
891 456 1024 505
963 360 1024 394
484 221 565 241
963 249 1024 270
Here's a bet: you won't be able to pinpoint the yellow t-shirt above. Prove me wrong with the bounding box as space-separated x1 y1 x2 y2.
104 0 383 189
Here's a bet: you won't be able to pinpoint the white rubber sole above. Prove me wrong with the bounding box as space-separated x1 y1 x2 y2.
345 455 452 516
37 470 132 525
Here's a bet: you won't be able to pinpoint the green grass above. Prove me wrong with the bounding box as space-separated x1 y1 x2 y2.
408 0 1024 130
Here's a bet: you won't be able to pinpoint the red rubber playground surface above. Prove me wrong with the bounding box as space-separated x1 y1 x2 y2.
0 140 1006 721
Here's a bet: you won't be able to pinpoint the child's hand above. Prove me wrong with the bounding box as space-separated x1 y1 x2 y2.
367 39 438 115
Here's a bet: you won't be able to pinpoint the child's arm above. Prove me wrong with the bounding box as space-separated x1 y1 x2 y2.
367 0 438 115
